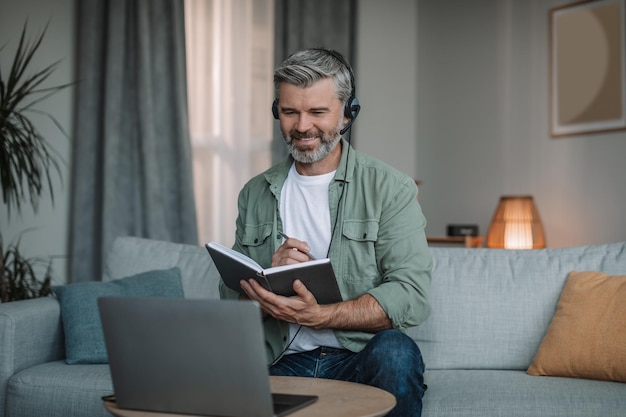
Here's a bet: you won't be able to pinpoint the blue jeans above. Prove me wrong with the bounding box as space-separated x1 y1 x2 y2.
269 330 427 417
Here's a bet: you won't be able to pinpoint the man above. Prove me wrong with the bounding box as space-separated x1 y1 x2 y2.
219 48 432 416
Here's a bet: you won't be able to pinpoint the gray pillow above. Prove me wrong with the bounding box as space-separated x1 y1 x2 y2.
53 267 184 364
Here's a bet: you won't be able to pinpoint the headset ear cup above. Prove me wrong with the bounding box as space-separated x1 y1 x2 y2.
347 97 361 121
272 99 279 119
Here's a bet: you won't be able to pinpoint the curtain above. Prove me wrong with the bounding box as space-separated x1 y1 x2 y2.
185 0 275 247
272 0 358 163
69 0 198 282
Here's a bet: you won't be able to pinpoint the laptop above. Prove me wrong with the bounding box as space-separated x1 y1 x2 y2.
98 297 317 417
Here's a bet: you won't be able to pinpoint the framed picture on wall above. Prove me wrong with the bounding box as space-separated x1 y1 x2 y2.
549 0 626 137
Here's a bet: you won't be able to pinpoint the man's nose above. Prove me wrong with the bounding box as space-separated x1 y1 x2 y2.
295 114 313 132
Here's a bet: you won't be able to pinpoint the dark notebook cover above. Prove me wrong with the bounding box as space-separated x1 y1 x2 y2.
206 242 342 304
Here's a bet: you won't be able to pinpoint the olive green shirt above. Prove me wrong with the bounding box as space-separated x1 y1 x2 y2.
219 139 432 364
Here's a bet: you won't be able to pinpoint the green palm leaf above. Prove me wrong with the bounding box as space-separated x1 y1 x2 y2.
0 20 71 216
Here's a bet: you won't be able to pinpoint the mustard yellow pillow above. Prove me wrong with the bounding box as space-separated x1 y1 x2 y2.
527 271 626 382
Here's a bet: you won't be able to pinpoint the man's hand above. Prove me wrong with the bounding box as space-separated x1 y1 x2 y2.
240 278 392 332
240 278 326 328
272 237 314 266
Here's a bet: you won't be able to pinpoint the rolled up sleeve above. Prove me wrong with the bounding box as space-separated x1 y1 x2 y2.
367 180 432 330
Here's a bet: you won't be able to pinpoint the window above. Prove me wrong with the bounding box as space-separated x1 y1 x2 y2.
184 0 274 246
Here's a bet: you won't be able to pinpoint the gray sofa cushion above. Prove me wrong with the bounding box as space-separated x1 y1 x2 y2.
0 297 65 417
410 242 626 371
423 369 626 417
104 236 220 299
6 361 112 417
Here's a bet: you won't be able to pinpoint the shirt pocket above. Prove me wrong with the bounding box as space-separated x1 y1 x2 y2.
340 219 381 289
241 223 274 266
241 223 273 246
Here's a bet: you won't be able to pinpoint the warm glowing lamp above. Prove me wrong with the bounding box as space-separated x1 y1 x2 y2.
486 196 546 249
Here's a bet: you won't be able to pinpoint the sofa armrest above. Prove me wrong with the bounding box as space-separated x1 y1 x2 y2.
0 297 64 416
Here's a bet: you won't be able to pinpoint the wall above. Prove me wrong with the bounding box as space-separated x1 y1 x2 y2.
0 0 75 282
355 0 418 178
413 0 626 247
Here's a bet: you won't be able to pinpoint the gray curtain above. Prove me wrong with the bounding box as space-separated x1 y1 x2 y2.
272 0 358 163
69 0 198 282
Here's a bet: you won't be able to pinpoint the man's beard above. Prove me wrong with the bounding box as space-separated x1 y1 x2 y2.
282 120 343 164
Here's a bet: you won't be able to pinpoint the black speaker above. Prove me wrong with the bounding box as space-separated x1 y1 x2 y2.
447 224 479 237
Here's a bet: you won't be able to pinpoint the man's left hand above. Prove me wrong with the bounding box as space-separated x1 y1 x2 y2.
240 278 328 329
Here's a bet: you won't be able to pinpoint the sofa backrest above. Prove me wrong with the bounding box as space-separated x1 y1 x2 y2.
105 237 626 372
105 236 221 299
408 242 626 371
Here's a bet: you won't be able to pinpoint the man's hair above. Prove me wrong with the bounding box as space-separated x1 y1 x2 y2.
273 48 353 107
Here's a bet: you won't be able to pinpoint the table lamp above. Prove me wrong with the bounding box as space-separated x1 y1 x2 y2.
486 195 546 249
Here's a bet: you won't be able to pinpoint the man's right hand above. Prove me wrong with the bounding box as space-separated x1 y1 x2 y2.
272 237 313 266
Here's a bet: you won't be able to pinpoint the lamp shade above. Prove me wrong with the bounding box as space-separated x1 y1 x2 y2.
486 195 546 249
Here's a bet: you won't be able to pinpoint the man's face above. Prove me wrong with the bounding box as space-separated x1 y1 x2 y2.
277 78 347 164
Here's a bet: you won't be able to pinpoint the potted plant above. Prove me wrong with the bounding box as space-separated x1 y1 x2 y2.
0 22 70 302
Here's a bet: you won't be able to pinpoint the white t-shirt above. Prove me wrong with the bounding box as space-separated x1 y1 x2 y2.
280 163 343 354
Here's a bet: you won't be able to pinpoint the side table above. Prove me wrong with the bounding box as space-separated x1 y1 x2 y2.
427 235 484 248
103 375 396 417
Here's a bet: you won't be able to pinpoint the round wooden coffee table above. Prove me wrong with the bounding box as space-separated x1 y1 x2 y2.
103 375 396 417
271 376 396 416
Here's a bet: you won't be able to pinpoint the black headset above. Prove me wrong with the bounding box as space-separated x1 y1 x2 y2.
272 48 361 135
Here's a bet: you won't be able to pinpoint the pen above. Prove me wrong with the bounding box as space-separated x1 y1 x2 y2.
278 232 317 260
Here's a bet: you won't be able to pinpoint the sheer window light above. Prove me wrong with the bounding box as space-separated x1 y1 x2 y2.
184 0 274 246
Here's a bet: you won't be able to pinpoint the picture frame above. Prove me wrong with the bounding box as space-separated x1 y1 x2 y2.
549 0 626 137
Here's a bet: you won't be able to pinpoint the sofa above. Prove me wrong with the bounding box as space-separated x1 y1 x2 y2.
1 236 625 417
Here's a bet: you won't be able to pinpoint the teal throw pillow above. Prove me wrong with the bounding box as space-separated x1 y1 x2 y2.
53 267 184 364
